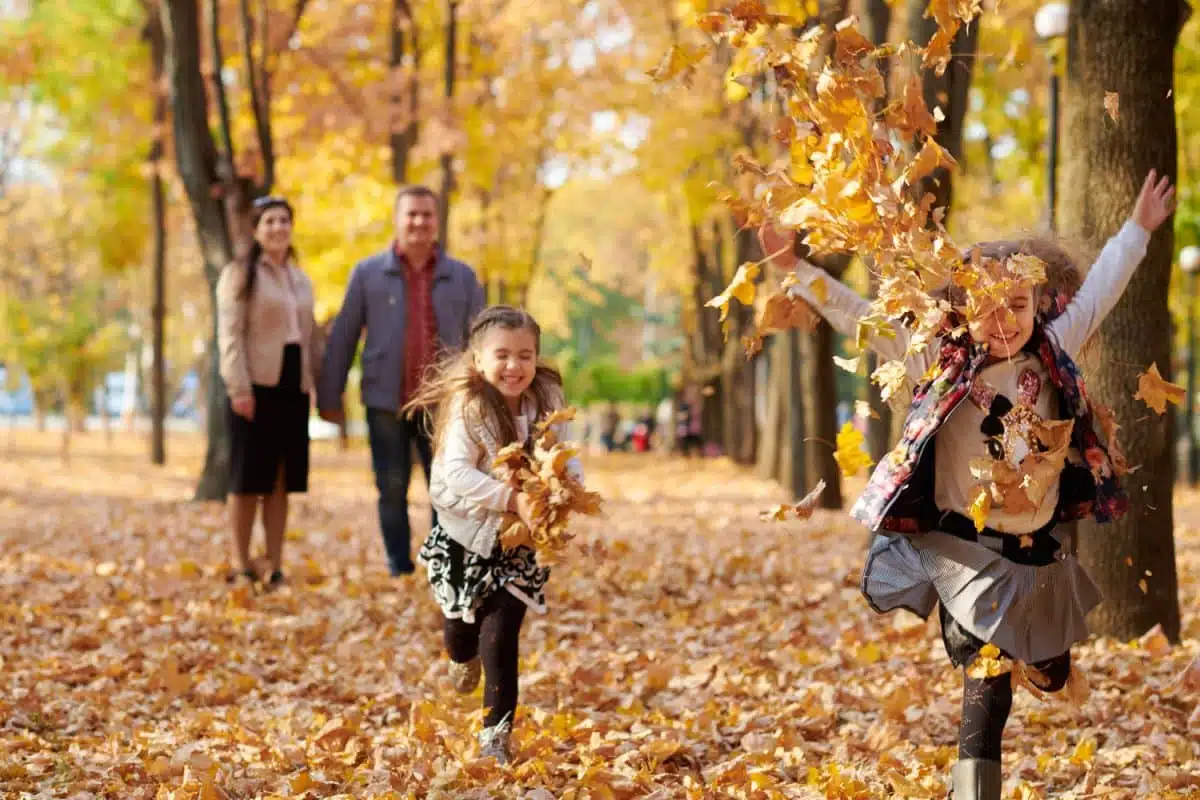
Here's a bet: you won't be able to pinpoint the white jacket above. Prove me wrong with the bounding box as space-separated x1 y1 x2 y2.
429 391 584 557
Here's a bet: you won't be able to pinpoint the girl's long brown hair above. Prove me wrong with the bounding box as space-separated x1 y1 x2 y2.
403 305 564 451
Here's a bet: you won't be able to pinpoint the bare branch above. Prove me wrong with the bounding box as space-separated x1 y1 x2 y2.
207 0 237 181
238 0 274 194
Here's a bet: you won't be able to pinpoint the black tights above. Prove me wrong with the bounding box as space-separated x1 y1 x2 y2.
444 589 527 727
958 650 1071 761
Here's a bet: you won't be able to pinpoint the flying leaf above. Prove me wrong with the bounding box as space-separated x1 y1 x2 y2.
1134 362 1185 414
647 43 712 85
760 479 827 522
833 355 860 373
833 422 874 477
967 643 1012 679
707 262 761 322
1104 91 1119 121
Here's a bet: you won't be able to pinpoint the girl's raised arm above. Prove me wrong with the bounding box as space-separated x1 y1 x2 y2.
1048 170 1174 357
759 226 933 378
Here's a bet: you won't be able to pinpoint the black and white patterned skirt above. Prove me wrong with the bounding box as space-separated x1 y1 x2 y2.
418 526 549 623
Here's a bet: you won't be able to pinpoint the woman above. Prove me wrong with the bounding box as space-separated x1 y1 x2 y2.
217 196 320 590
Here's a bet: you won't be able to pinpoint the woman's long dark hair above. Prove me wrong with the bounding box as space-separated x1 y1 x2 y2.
241 196 296 298
404 305 565 451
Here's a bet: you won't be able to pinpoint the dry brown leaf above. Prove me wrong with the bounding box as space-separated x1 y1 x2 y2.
1134 362 1185 415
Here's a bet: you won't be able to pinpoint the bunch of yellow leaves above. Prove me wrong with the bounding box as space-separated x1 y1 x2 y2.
491 409 604 554
954 251 1048 337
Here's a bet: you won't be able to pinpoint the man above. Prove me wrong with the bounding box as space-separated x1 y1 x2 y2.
318 186 485 576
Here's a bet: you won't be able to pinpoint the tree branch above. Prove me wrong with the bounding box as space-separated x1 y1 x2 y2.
207 0 237 182
238 0 274 195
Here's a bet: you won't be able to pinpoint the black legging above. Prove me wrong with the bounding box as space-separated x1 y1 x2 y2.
444 589 527 727
959 649 1071 761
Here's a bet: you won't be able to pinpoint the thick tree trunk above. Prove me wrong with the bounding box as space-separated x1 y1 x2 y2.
1061 0 1184 641
146 8 168 466
161 0 235 500
438 0 459 244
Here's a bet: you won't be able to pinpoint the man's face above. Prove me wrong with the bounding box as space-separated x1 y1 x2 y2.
395 194 439 252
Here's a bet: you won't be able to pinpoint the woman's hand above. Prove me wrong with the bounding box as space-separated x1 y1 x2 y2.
757 224 798 267
1132 169 1176 233
232 394 255 420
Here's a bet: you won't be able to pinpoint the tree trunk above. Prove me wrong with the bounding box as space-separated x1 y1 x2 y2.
1060 0 1184 641
146 7 168 466
390 0 419 184
757 338 783 479
909 0 979 215
161 0 235 500
438 0 459 244
805 255 849 509
785 329 808 496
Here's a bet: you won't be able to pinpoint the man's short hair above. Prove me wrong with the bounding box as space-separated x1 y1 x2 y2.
395 185 439 209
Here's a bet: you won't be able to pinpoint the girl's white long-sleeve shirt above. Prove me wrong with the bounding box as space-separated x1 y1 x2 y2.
428 391 584 557
787 220 1150 532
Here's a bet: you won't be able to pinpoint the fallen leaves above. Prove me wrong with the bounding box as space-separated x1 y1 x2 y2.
704 261 760 324
1135 362 1185 414
0 434 1197 798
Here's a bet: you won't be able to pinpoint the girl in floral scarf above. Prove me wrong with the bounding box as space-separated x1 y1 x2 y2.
760 170 1175 799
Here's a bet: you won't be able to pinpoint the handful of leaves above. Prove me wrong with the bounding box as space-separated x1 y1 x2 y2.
491 408 603 553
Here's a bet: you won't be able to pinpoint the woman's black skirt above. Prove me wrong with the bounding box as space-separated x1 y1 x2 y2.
228 343 310 495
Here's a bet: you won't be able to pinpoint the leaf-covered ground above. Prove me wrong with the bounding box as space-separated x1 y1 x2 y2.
1 432 1196 799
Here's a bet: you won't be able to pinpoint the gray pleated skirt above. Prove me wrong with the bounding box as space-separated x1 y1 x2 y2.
861 529 1101 665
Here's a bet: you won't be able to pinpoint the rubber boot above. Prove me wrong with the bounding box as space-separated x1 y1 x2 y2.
949 759 1002 800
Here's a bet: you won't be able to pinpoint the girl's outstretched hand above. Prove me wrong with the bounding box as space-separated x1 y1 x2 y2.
757 224 798 266
1133 169 1176 232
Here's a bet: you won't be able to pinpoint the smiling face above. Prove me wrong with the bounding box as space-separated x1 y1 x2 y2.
473 325 538 407
970 285 1037 359
254 206 293 259
395 193 439 254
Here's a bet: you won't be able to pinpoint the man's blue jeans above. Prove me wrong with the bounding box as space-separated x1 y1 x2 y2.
365 408 436 576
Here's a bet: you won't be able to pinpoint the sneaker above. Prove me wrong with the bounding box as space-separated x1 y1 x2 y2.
478 718 512 765
448 657 481 694
264 570 285 591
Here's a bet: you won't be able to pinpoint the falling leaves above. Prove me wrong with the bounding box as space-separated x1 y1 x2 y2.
646 42 711 85
1135 362 1185 414
706 261 761 323
1104 91 1120 121
760 479 827 521
967 643 1013 679
833 422 875 477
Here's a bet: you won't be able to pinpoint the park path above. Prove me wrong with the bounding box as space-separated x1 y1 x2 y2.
0 432 1196 799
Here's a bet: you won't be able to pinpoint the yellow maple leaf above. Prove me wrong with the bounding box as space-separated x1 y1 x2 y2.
967 642 1012 679
833 422 874 477
646 43 711 85
706 262 761 322
1134 362 1185 414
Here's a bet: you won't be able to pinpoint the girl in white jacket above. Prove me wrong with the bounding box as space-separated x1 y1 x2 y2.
405 305 582 765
